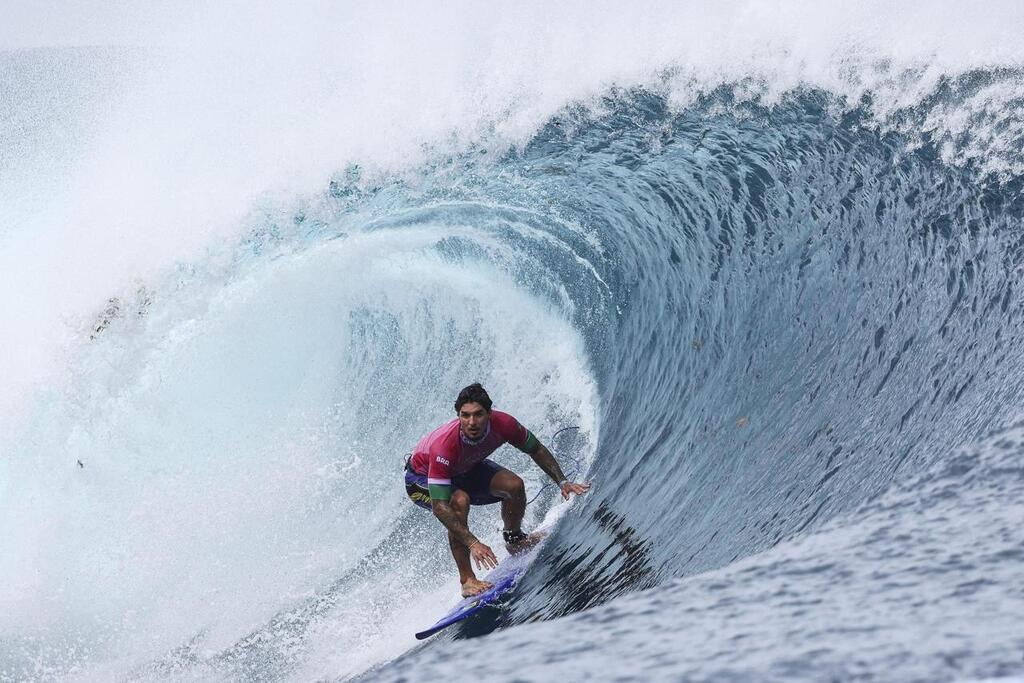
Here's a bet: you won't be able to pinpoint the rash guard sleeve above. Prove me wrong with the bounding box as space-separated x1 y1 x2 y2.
426 453 454 502
492 411 539 454
519 430 539 454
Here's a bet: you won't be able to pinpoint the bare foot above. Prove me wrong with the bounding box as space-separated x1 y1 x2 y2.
461 578 493 597
506 530 547 555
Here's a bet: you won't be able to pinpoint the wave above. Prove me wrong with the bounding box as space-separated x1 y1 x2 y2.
3 16 1024 680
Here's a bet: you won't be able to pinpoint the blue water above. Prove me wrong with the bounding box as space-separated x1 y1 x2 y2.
3 41 1024 683
368 88 1024 680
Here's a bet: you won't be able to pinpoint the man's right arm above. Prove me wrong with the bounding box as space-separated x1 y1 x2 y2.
430 500 478 547
426 454 478 547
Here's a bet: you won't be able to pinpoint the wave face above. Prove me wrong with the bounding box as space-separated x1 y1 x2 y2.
375 86 1024 680
506 86 1024 610
3 21 1024 683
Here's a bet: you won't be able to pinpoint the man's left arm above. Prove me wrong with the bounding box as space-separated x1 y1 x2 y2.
527 441 591 501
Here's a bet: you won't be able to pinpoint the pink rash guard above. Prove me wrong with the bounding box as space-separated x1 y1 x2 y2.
409 410 538 501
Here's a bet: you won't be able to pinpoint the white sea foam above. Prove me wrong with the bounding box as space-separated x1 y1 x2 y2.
0 226 598 679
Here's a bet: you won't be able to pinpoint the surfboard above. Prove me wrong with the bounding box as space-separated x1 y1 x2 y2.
414 533 544 640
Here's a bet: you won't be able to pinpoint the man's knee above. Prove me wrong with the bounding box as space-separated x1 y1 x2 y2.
450 489 471 513
510 475 525 497
493 472 525 499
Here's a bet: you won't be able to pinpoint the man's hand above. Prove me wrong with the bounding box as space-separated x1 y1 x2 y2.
529 443 591 502
560 480 591 500
469 539 498 570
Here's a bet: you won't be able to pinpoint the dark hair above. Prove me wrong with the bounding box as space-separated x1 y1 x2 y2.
455 383 492 413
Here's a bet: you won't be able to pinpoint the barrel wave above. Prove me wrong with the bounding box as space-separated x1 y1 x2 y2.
3 39 1024 683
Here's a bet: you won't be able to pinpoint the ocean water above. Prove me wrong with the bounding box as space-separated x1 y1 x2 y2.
2 3 1023 681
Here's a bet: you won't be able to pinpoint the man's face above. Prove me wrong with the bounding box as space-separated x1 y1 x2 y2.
458 402 490 440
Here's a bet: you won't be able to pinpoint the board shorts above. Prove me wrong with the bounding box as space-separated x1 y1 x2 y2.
404 458 506 510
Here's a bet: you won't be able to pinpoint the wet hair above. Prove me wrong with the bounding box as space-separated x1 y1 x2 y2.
455 383 493 413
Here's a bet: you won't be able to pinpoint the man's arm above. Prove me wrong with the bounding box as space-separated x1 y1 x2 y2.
529 442 591 500
431 500 478 547
425 453 479 547
431 496 498 570
528 442 567 484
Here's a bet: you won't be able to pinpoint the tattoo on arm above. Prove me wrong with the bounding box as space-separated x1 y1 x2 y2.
529 443 566 484
431 500 477 547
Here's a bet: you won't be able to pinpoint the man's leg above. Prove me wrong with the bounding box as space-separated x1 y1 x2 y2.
489 469 527 537
447 489 492 596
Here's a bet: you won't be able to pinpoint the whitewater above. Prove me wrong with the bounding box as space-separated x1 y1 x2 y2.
2 2 1023 681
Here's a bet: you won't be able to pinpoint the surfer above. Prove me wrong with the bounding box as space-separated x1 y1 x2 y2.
404 383 590 597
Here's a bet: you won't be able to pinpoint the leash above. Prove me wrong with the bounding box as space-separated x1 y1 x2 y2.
527 425 584 504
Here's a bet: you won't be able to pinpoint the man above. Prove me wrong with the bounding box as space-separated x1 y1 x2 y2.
404 383 590 597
